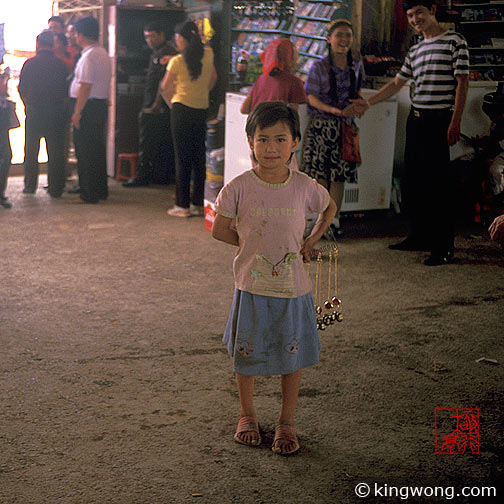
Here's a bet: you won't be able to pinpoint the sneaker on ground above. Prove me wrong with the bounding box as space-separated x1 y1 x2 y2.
167 205 190 217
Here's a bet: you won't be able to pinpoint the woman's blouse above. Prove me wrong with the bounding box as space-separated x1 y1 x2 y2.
305 56 364 120
167 46 214 110
248 72 306 111
215 169 330 299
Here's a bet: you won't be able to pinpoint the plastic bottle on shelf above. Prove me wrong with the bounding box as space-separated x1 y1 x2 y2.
231 43 239 74
237 50 249 83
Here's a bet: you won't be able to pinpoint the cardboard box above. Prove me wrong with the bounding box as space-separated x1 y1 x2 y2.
204 199 216 231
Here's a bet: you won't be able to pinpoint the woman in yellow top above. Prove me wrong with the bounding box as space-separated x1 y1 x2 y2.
161 21 217 217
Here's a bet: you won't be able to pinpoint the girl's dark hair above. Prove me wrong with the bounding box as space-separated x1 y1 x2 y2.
326 20 358 100
246 101 301 142
175 21 204 81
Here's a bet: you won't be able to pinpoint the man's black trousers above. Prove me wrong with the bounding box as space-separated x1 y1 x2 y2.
23 103 66 197
73 99 108 203
136 109 174 184
403 107 455 256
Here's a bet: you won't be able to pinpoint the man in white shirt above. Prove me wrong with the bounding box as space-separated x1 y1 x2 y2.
70 16 111 203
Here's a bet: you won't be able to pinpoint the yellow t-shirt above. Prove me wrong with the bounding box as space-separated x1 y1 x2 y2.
168 46 214 110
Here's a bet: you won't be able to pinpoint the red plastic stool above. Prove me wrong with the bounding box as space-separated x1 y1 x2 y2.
115 153 139 182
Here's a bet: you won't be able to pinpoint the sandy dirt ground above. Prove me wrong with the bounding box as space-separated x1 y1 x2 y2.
1 176 503 504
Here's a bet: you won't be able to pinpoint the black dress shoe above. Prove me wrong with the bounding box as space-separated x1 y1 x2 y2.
424 252 454 266
67 185 80 194
23 188 35 194
122 178 148 187
389 237 429 251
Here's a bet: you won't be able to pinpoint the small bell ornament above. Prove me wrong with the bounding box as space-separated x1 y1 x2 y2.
311 245 343 332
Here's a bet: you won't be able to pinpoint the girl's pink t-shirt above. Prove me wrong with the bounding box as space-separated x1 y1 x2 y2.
215 169 329 299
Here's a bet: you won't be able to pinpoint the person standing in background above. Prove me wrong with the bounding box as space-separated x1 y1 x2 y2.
345 0 469 265
66 22 82 69
48 15 65 34
53 32 74 73
65 21 82 193
18 30 68 198
0 59 16 209
239 38 306 114
69 16 111 204
161 21 217 217
300 19 364 237
123 21 177 188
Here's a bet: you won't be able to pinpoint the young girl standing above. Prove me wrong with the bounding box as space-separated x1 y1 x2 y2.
212 102 336 455
301 19 364 236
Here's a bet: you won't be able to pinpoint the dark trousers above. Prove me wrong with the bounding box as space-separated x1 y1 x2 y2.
403 108 454 255
136 109 174 184
72 99 108 203
23 103 66 197
171 103 207 208
0 126 12 198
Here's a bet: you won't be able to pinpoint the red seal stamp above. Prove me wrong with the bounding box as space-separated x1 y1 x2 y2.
435 408 479 454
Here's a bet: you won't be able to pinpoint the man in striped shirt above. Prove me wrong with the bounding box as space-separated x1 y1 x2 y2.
346 0 469 266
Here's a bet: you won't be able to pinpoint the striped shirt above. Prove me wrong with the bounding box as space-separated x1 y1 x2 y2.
397 31 469 109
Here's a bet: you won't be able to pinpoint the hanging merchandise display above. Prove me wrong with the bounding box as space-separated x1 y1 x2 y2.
310 245 343 331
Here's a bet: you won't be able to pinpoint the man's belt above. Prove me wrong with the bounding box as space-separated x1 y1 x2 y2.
412 107 453 118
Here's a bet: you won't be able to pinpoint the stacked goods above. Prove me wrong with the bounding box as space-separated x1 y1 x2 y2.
205 147 224 202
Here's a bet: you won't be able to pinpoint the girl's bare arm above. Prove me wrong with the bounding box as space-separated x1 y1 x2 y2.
212 214 239 246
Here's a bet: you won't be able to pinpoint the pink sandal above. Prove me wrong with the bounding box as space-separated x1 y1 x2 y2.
233 416 261 447
272 424 300 455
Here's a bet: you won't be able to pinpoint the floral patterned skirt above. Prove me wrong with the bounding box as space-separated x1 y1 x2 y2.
223 289 321 376
301 117 358 184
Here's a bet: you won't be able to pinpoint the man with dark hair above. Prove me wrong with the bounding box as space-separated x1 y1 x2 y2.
48 16 65 33
122 21 177 187
346 1 469 266
66 22 81 68
69 16 111 203
18 30 68 197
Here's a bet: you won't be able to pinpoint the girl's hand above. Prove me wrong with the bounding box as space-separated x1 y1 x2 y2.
489 214 504 246
301 236 317 263
331 107 343 116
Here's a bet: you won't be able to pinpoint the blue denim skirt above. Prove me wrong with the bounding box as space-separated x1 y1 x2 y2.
223 289 321 376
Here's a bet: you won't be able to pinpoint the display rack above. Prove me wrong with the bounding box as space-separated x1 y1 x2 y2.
289 0 350 76
223 1 352 89
450 1 504 81
224 1 295 90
